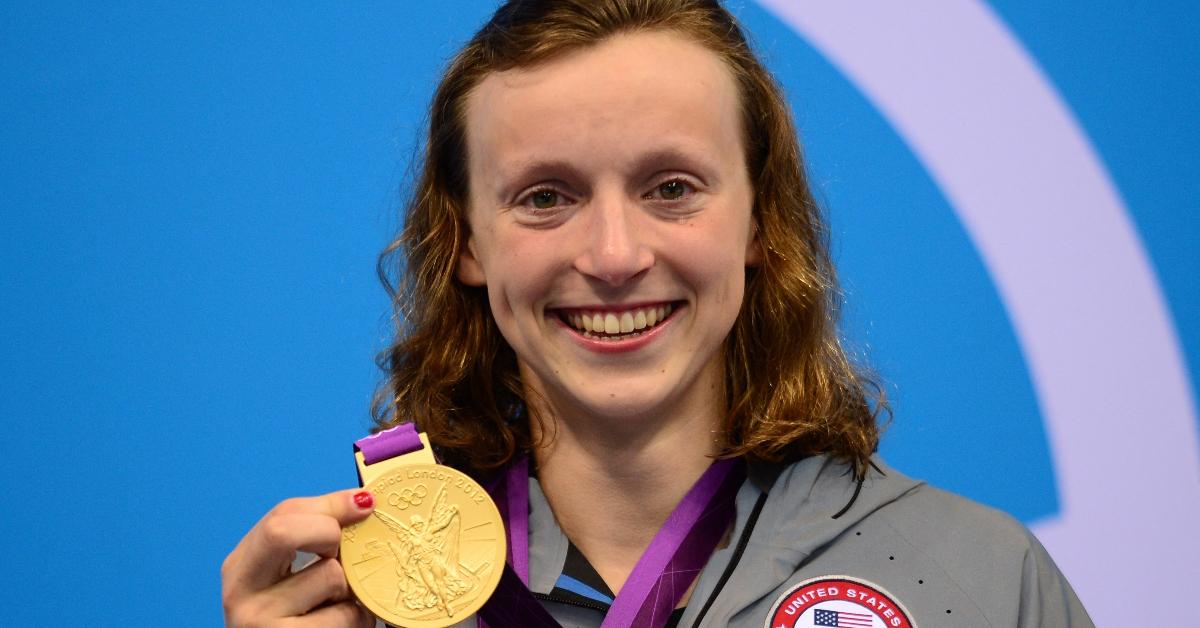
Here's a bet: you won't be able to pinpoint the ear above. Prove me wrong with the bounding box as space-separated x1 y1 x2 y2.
744 221 764 267
456 237 487 286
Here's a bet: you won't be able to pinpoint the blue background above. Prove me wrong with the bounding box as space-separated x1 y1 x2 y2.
2 2 1196 624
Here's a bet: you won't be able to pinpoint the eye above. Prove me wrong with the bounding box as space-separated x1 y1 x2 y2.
659 180 686 200
645 178 695 202
512 185 575 226
517 186 570 212
530 189 560 209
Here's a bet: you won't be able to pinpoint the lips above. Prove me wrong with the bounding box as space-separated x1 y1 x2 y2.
554 302 676 340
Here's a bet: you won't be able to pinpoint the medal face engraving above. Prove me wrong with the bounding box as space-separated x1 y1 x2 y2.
341 463 506 627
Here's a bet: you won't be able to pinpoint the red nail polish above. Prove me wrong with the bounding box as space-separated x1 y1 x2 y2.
353 491 374 509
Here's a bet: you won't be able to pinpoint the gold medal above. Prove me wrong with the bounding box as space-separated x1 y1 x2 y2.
341 432 506 627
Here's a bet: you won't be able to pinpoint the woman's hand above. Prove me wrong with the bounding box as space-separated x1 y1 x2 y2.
221 489 377 627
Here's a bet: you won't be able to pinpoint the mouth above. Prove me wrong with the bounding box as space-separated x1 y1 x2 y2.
553 301 680 342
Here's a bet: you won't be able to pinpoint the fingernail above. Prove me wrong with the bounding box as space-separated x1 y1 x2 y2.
353 491 374 509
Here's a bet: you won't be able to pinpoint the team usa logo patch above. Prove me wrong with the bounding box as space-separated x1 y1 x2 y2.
765 576 916 628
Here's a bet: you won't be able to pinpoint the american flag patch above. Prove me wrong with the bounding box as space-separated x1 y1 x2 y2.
814 607 874 627
767 576 913 628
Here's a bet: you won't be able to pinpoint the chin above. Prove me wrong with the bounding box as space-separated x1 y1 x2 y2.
518 357 724 430
560 382 690 425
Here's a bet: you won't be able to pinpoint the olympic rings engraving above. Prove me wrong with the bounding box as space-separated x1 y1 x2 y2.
387 483 428 510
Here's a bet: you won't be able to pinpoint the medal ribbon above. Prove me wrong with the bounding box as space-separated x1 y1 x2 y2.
354 422 422 464
355 425 746 627
480 455 746 628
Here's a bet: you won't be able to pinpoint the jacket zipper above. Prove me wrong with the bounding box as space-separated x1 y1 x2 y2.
532 590 611 613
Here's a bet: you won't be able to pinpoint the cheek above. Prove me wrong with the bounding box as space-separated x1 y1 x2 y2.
710 266 747 314
481 233 560 325
676 224 752 301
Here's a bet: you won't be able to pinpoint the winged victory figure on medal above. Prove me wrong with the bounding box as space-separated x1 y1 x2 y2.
371 484 479 617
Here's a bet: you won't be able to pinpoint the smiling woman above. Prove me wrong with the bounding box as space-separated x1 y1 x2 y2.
381 1 880 485
457 31 760 450
221 2 1093 627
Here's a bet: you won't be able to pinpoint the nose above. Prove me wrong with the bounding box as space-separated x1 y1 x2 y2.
573 193 654 287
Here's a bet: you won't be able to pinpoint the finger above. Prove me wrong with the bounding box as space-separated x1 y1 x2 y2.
261 557 352 618
227 490 374 593
232 512 345 592
281 600 375 628
275 489 377 524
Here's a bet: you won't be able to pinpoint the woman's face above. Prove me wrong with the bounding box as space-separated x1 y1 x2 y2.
459 31 760 425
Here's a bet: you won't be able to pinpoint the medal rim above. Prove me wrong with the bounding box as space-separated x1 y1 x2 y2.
340 462 507 628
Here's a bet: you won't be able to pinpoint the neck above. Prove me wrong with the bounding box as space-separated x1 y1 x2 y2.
529 395 722 594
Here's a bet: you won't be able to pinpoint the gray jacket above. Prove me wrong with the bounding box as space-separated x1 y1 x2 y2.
426 455 1093 627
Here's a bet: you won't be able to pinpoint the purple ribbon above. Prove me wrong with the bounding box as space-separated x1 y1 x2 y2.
605 458 743 627
506 456 531 586
480 456 745 628
353 423 745 627
353 423 421 465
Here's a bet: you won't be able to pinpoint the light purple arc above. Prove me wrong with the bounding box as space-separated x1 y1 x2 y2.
754 1 1200 624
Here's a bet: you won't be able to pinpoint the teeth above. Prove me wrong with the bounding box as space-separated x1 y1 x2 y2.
561 304 676 338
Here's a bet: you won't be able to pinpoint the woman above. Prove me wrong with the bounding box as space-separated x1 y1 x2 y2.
222 1 1092 626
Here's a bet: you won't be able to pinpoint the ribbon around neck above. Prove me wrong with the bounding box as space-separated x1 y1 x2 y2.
478 456 745 627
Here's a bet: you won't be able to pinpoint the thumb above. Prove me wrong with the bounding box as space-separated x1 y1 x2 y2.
309 488 376 560
329 488 377 527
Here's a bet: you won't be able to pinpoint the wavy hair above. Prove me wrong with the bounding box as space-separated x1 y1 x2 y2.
372 0 886 478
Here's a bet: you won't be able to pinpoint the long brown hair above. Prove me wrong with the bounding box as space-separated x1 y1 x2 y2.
373 0 886 478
